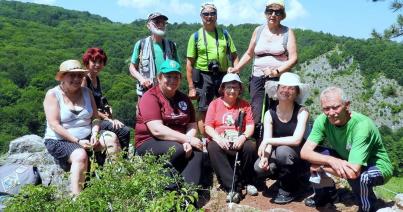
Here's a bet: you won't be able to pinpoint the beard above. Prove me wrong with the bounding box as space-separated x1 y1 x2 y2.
148 21 166 36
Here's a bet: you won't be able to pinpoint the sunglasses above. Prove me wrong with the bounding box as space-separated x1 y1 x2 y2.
224 86 240 91
265 9 284 16
202 12 217 17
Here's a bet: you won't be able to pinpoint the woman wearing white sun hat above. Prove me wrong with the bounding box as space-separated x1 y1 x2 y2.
254 72 310 204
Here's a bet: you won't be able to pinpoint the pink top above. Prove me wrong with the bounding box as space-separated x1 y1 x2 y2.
205 97 254 141
253 25 288 77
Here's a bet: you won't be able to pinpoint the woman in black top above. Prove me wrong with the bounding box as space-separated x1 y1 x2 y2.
254 72 309 204
82 47 130 154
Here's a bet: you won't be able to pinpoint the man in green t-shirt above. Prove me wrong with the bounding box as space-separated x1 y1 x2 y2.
186 3 239 138
301 86 393 212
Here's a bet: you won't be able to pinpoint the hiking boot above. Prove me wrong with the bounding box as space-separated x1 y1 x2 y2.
273 189 295 204
246 185 258 196
304 186 338 207
226 192 241 204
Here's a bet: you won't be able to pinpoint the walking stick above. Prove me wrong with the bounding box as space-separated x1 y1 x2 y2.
228 110 246 208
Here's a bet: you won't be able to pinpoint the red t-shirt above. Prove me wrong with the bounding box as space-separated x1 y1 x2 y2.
135 86 196 148
205 97 254 139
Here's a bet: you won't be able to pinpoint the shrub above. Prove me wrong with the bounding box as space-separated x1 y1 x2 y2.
4 152 199 211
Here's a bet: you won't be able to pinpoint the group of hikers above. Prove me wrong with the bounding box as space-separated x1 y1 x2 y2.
42 1 393 211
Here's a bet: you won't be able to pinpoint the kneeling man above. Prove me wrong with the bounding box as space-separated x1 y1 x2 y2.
301 86 393 212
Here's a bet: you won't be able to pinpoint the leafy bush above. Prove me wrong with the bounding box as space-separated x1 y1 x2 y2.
4 153 199 211
381 85 397 97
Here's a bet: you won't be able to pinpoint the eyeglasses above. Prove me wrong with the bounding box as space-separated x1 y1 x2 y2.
202 12 217 17
224 86 240 91
265 9 284 16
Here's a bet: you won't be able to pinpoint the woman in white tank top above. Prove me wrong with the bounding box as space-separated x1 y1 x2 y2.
227 0 298 141
43 60 120 195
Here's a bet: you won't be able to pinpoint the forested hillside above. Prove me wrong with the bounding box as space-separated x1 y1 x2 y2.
0 1 401 174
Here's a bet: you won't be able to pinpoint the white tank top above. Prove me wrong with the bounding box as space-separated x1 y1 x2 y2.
253 26 288 77
44 86 93 140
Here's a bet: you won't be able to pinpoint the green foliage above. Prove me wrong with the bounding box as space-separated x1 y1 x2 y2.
379 126 403 176
4 153 199 211
381 85 397 97
374 177 403 201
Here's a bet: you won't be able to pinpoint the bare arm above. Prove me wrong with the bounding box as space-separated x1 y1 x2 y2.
301 140 361 179
265 108 309 147
277 28 297 74
44 90 79 143
228 27 258 73
186 58 195 89
146 120 202 150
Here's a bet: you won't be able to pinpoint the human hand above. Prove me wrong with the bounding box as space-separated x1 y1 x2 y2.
328 157 358 179
140 78 153 89
215 137 230 150
89 134 100 148
259 157 269 171
257 142 268 158
227 67 238 73
79 139 92 149
183 142 193 158
188 87 197 100
232 135 246 150
189 136 203 151
109 119 124 129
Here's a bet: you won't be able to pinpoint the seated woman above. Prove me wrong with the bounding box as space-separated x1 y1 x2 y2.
135 59 203 185
82 48 130 155
254 72 309 204
205 73 257 203
43 60 121 195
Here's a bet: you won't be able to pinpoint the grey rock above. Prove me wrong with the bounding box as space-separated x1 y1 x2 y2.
8 134 44 154
1 135 70 193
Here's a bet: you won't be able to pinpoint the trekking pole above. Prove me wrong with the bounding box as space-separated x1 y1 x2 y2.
228 110 245 208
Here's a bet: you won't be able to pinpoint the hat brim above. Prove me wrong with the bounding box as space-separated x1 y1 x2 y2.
149 15 168 21
55 68 88 81
265 80 310 104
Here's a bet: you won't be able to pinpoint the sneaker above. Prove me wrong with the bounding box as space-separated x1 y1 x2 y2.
273 190 295 204
304 186 338 207
246 184 258 196
226 192 241 204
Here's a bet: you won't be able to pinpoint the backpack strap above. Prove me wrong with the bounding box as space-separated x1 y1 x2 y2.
223 28 233 66
193 30 199 59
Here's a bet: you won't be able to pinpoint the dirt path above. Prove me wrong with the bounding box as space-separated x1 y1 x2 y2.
201 179 362 212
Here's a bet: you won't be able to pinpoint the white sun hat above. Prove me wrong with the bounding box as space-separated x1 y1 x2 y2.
265 72 310 104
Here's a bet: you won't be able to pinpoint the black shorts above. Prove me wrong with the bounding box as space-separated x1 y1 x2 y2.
194 71 225 112
44 139 84 171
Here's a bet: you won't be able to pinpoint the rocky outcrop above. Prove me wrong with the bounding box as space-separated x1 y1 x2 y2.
0 135 69 193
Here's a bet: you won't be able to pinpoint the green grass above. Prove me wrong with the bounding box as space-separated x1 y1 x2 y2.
374 176 403 201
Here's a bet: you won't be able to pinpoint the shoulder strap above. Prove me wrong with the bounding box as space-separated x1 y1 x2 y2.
223 28 233 66
255 24 265 45
282 26 289 57
194 30 199 59
138 38 146 58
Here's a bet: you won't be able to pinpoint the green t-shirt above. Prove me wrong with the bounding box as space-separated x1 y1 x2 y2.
130 39 179 72
308 112 393 181
186 27 237 72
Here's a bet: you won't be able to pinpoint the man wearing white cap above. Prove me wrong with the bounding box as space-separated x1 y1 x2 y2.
129 12 179 98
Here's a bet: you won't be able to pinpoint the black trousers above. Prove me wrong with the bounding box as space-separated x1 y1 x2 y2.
137 139 203 185
249 75 278 124
254 145 308 193
207 140 257 192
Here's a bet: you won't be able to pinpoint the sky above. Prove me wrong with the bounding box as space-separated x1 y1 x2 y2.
16 0 401 40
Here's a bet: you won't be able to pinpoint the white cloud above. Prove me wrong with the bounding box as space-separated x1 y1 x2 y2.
286 0 308 20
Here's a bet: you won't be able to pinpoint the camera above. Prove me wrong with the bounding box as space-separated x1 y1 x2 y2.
99 96 112 117
208 60 220 73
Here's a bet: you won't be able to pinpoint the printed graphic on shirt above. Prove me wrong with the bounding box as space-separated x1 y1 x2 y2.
222 112 236 126
178 101 188 111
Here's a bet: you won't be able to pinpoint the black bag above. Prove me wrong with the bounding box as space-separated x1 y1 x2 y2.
191 68 201 84
0 164 42 195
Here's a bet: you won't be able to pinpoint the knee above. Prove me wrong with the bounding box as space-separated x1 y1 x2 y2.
70 149 88 165
207 140 221 153
242 141 256 154
275 146 296 165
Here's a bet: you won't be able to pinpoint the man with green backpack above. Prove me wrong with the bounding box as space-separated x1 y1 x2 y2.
186 3 239 138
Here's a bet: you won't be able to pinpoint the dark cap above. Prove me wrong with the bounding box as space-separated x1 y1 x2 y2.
148 12 168 22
